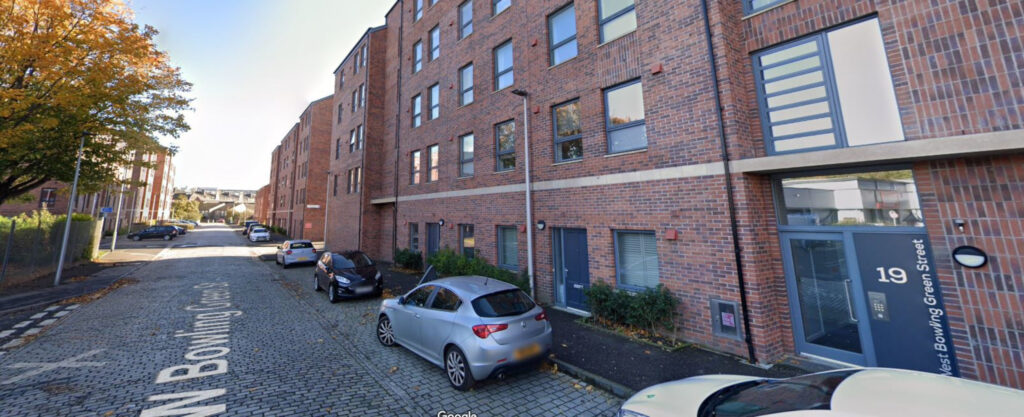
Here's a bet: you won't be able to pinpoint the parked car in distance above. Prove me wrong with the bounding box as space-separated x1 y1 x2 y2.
171 225 186 235
275 240 316 268
126 225 178 241
312 250 383 303
242 220 258 235
216 219 225 223
377 273 551 391
244 222 264 236
248 227 270 242
617 368 1024 417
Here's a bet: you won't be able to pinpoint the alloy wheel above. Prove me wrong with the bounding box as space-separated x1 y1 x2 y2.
313 274 322 292
446 350 465 387
377 317 395 346
328 285 338 303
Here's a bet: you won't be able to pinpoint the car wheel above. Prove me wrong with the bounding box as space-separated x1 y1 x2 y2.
377 316 396 347
164 235 171 241
327 284 339 303
445 346 475 391
313 274 322 292
132 236 141 241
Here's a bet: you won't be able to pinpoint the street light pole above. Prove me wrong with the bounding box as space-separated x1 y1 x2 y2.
110 182 125 251
511 89 535 299
54 132 89 287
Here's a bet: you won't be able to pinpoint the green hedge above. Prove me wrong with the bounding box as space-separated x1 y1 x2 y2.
393 248 423 270
425 248 529 292
585 281 677 332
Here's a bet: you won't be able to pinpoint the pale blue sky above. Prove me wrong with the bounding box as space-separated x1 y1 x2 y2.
130 0 393 190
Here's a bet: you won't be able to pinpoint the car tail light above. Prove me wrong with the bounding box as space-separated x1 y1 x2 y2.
472 324 508 339
286 250 293 255
535 310 547 321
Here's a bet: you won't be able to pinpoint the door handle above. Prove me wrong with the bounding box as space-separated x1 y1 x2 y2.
415 313 421 319
843 279 858 323
572 284 584 289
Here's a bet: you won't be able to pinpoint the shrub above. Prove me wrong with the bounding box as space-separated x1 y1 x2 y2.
393 248 423 270
425 248 529 292
585 282 676 332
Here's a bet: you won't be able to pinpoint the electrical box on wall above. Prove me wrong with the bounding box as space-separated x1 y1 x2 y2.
710 299 742 340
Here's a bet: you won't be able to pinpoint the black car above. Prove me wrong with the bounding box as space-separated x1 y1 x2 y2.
313 250 383 303
127 226 178 241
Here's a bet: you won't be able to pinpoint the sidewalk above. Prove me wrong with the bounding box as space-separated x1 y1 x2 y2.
382 265 813 397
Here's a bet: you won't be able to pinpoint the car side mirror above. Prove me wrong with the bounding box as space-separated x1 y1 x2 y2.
398 296 406 305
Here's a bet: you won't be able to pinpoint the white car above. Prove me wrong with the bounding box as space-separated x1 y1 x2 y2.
248 227 270 242
275 240 316 268
618 368 1024 417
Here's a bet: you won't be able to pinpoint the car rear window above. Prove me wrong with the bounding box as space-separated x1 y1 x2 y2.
471 289 535 318
252 228 266 233
290 242 313 249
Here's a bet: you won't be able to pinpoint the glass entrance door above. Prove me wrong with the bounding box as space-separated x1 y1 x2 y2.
781 233 871 365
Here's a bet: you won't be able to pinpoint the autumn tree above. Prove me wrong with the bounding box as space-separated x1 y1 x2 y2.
170 195 200 221
0 0 191 205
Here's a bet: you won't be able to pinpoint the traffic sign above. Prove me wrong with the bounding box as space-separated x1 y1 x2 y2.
100 207 113 214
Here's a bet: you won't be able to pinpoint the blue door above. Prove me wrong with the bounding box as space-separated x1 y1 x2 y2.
426 223 440 256
554 228 590 311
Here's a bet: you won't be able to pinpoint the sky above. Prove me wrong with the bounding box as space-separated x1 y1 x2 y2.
129 0 394 190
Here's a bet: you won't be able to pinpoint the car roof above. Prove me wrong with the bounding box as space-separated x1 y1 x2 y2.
285 240 312 244
425 276 520 300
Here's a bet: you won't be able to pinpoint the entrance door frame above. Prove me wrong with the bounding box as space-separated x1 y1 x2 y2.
552 227 590 312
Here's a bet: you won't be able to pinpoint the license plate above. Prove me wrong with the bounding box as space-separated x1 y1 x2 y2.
513 343 541 361
354 286 373 294
296 257 308 261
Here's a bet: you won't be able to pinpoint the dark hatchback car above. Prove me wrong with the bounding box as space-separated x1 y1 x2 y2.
127 225 178 241
313 250 383 303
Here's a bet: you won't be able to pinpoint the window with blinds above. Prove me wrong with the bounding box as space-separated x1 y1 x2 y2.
614 231 659 289
498 226 518 270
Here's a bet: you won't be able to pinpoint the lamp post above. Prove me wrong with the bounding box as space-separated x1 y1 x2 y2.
511 89 535 299
54 132 90 287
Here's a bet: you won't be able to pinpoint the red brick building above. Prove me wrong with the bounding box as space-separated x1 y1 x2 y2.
308 0 1021 388
254 184 270 224
267 96 333 240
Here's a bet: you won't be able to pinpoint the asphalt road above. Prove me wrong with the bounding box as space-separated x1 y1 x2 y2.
0 224 621 416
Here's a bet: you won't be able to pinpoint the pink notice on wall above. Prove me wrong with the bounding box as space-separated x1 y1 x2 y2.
305 222 312 229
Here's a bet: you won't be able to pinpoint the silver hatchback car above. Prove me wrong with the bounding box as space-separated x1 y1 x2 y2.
377 274 552 390
275 240 316 268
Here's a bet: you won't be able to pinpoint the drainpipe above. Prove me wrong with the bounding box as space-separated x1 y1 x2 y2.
701 0 757 364
391 2 405 259
358 34 371 251
511 89 534 299
323 170 331 246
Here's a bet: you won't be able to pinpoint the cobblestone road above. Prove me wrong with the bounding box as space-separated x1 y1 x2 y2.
0 225 621 416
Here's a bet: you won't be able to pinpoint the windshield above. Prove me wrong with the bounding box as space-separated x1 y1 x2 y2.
331 255 355 269
290 242 313 249
471 289 535 318
700 370 859 417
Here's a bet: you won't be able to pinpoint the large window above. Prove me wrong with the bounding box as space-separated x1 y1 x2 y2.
498 226 518 270
353 167 361 193
753 18 903 154
414 0 423 21
349 129 356 153
459 1 473 39
495 120 515 171
412 94 422 127
553 100 582 162
409 223 420 252
429 84 440 120
494 41 514 90
332 174 338 196
337 103 343 123
361 44 367 67
598 0 637 43
410 150 421 184
744 0 788 15
413 41 423 73
351 90 357 112
492 0 510 16
604 80 647 153
614 231 660 290
459 134 474 177
459 63 474 105
548 4 577 66
358 125 364 149
359 84 366 108
429 26 441 61
775 169 923 227
460 224 475 258
335 138 341 159
427 144 439 182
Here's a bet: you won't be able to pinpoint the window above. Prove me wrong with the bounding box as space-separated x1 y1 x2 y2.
357 125 364 150
744 0 789 15
429 0 438 5
604 80 647 153
354 167 362 193
351 90 357 112
337 103 343 123
614 230 659 289
349 129 357 153
39 188 56 208
414 0 423 21
429 84 440 120
429 26 440 61
409 223 420 252
548 5 577 66
354 49 359 74
753 18 903 154
412 94 422 127
459 63 474 105
775 169 923 227
427 144 439 182
430 288 461 311
460 224 475 258
333 174 338 196
459 134 474 177
495 120 515 171
598 0 636 43
346 170 353 194
360 84 366 108
553 100 583 161
498 226 518 269
406 285 434 307
493 0 510 16
459 1 473 39
494 41 513 90
339 73 345 90
413 41 423 73
361 44 368 67
410 150 421 184
335 138 341 159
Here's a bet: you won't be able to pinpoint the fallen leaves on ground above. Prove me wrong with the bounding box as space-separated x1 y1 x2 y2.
59 277 139 305
388 366 398 374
